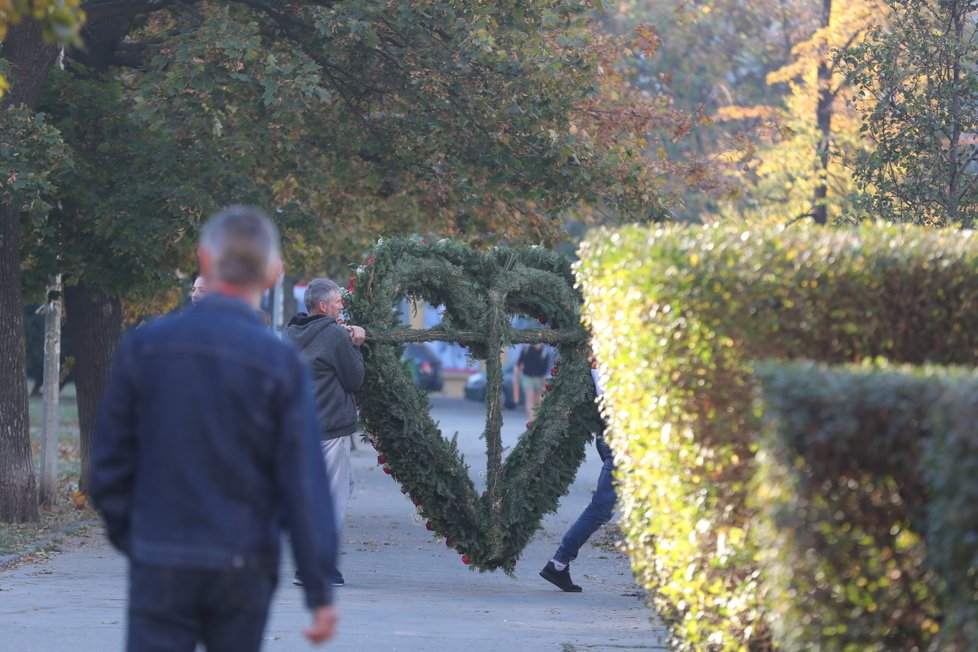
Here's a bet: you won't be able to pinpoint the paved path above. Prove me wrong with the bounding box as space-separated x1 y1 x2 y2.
0 398 669 651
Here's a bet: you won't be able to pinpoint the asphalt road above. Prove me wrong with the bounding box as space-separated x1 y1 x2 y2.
0 397 669 651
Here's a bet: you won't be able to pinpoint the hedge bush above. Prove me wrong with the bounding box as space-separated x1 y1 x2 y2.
755 361 978 651
575 223 978 651
754 361 944 651
921 380 978 650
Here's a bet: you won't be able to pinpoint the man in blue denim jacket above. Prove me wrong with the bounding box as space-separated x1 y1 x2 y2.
91 206 339 651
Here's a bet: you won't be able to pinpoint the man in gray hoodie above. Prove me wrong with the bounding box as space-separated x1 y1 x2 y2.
284 278 365 586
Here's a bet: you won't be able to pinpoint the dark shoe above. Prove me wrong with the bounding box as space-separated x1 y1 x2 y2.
540 561 582 592
292 574 303 587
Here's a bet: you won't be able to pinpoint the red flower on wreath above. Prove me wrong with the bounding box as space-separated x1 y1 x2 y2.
377 455 386 465
462 555 471 565
425 521 434 531
544 383 553 392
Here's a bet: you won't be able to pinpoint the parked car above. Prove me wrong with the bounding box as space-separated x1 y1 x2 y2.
464 363 525 409
402 343 444 392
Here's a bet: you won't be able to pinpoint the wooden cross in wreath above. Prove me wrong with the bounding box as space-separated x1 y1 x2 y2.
345 238 602 573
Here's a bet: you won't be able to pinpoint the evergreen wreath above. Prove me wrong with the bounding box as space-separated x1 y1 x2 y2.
345 238 602 573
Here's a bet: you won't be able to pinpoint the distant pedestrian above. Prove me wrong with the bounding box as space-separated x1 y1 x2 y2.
540 368 616 593
284 278 365 587
91 206 339 650
513 343 550 420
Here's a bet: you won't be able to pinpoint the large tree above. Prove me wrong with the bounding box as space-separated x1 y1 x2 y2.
704 0 883 225
604 0 827 217
842 0 978 227
0 0 85 95
0 15 75 522
2 0 691 515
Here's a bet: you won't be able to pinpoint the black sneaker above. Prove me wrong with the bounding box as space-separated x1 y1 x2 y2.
293 573 303 587
539 561 582 592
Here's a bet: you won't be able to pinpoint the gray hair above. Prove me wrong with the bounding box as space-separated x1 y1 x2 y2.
304 278 341 312
199 206 281 286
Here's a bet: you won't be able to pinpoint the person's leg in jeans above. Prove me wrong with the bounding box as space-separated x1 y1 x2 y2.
541 439 616 592
127 563 202 652
321 435 354 582
200 568 276 652
554 455 615 565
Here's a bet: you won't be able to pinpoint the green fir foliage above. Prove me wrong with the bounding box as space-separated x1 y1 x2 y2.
576 222 978 651
345 238 602 573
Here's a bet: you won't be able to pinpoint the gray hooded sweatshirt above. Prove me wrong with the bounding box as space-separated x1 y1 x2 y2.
283 313 364 440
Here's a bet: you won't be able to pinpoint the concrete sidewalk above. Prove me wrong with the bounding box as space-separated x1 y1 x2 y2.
0 397 669 651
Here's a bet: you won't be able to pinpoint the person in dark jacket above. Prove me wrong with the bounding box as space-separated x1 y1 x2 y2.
90 206 339 651
284 278 365 587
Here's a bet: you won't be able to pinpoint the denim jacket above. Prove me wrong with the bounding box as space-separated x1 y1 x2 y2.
90 294 337 608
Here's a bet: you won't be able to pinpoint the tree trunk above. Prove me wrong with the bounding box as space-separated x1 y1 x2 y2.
812 0 833 225
65 282 123 495
1 20 60 109
0 20 61 523
0 204 39 522
39 275 64 508
946 2 965 227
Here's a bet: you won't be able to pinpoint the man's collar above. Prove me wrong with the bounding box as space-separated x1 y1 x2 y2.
197 293 266 324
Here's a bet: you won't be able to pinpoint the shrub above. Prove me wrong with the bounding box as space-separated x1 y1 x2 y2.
921 381 978 650
754 361 944 651
576 222 978 650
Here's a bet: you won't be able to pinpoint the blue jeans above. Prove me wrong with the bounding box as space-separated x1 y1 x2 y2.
127 563 276 652
554 439 617 565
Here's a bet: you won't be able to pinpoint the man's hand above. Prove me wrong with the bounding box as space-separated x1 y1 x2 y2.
304 605 338 645
345 325 366 346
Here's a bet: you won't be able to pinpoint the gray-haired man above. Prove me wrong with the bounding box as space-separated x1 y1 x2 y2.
284 278 365 587
92 206 339 650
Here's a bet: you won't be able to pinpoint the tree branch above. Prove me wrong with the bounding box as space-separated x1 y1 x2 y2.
83 0 190 22
367 326 587 346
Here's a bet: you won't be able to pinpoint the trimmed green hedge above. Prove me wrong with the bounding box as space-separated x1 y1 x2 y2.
575 223 978 651
754 361 942 650
755 361 978 651
922 381 978 650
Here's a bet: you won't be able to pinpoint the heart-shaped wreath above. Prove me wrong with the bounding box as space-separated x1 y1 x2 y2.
345 238 602 573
